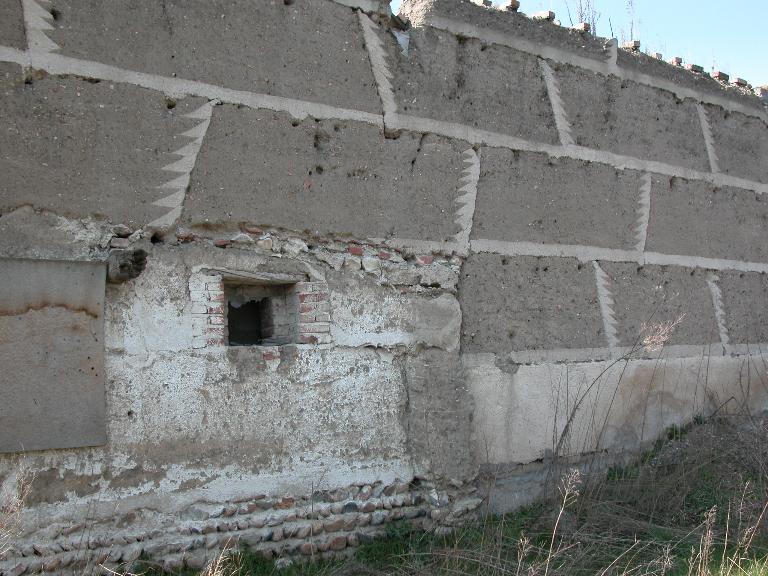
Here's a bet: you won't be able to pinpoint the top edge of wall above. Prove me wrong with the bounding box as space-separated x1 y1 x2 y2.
397 0 766 114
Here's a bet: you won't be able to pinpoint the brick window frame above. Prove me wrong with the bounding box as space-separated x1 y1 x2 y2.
189 271 331 349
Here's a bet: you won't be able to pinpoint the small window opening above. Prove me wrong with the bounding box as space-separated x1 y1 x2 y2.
225 283 297 346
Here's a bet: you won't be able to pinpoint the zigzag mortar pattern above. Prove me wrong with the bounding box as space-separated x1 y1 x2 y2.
452 149 481 255
697 104 721 173
150 101 216 230
540 59 575 147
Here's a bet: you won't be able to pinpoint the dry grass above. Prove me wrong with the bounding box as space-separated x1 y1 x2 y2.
0 459 33 560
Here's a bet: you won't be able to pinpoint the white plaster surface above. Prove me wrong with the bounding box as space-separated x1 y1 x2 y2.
466 352 768 466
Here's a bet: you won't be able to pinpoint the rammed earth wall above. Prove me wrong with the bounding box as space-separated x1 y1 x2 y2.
0 0 767 572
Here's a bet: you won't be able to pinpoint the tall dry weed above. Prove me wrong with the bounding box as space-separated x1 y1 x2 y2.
0 460 33 559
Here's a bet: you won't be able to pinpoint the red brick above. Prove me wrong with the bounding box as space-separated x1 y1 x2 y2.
299 292 329 303
300 323 330 334
378 251 392 260
214 240 230 248
208 315 225 325
206 338 225 346
240 224 263 235
208 292 225 302
416 255 434 265
347 245 364 256
262 352 278 361
300 334 319 344
299 303 317 313
204 326 225 336
206 305 225 315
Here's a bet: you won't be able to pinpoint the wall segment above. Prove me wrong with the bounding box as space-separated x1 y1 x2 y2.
1 0 767 571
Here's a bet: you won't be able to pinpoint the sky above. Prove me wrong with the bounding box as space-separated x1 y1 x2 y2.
390 0 767 88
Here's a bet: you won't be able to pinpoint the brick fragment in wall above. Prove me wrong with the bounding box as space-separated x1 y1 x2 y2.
0 72 208 225
471 149 642 250
646 177 768 263
390 27 559 144
555 63 710 171
598 263 718 348
459 254 603 353
42 0 380 113
716 271 768 344
700 105 768 184
184 108 465 240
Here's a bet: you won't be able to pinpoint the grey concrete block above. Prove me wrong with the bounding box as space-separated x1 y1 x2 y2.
616 50 764 113
46 0 381 113
703 105 768 184
471 149 641 249
717 271 768 344
646 176 768 263
600 263 718 347
0 0 25 49
556 63 710 170
402 350 474 479
185 107 465 240
459 254 603 353
0 258 106 453
389 27 559 143
0 70 206 226
400 0 610 62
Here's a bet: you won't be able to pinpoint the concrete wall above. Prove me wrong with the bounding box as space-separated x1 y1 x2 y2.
0 0 767 571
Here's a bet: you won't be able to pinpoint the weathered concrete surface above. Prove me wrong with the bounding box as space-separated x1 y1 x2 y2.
184 107 465 239
467 352 768 468
400 0 611 62
704 105 768 184
0 206 112 261
0 68 206 226
600 262 718 347
402 350 474 479
472 149 641 249
556 63 710 170
459 254 603 353
0 258 106 453
0 0 25 49
717 271 768 344
646 177 768 263
329 273 460 351
389 27 558 143
45 0 381 113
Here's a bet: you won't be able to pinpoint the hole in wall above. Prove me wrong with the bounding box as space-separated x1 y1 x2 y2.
225 283 299 346
165 98 177 110
150 233 163 244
